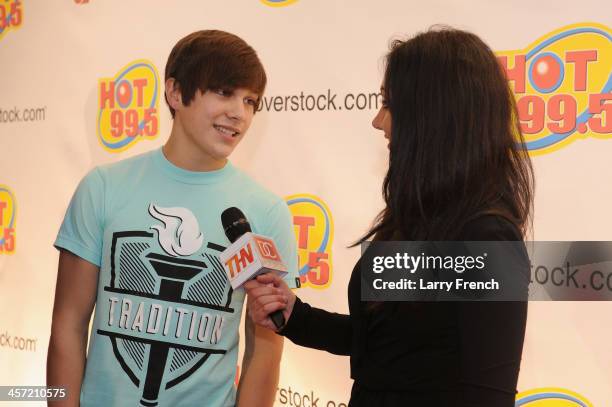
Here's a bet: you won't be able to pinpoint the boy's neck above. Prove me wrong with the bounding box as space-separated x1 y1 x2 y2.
162 123 228 172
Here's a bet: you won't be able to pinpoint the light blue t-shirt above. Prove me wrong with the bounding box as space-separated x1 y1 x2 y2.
55 148 298 407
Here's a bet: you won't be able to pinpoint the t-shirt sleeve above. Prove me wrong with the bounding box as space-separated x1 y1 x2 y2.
262 199 300 289
54 168 105 267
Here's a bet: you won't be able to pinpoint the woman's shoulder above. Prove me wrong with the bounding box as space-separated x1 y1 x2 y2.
458 214 522 241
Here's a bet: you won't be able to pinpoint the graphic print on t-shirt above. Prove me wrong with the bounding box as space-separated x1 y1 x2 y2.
96 204 233 407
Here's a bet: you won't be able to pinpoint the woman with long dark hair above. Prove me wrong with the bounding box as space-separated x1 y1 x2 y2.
245 27 534 406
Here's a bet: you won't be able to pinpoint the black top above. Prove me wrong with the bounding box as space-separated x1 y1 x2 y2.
279 215 528 407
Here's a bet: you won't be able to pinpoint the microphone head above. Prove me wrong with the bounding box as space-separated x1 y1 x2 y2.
221 207 252 243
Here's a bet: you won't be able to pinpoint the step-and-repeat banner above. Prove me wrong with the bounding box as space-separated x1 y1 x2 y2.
1 1 611 406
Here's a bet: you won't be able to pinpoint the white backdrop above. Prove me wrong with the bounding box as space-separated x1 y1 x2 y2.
0 1 611 406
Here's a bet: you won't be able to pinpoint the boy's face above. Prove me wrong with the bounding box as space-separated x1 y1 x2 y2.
173 86 260 164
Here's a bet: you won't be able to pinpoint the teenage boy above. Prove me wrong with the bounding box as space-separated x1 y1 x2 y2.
48 30 298 407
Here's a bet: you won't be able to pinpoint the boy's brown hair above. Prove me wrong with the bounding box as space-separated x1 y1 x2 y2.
164 30 267 117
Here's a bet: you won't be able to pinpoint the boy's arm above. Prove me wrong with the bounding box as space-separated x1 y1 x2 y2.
47 250 99 407
236 306 283 407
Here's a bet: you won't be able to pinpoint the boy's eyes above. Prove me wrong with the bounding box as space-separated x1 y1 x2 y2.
215 88 232 97
214 89 258 107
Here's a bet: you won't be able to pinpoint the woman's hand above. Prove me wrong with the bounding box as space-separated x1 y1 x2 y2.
244 273 296 331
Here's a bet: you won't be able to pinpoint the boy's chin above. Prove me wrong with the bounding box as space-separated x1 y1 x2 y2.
208 148 235 162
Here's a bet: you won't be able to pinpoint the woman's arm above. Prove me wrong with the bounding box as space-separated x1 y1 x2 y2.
457 301 527 406
456 215 528 406
280 296 351 356
244 273 352 356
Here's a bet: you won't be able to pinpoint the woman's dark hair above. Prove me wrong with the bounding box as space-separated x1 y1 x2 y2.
361 27 534 242
164 30 267 117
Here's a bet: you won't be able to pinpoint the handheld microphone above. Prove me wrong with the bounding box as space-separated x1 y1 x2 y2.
220 207 288 329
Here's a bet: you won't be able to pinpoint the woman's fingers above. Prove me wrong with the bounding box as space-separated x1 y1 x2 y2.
249 291 288 310
244 283 285 302
245 273 296 330
255 273 284 287
244 279 289 328
247 296 287 328
243 278 267 291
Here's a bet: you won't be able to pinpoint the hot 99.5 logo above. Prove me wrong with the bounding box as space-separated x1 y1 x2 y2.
0 186 16 254
497 23 611 155
97 59 160 153
286 194 334 289
0 0 23 41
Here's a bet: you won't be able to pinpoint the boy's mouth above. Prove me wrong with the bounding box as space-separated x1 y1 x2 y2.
214 124 239 137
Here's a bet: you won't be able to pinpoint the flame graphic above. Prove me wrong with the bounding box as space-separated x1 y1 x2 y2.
148 204 203 257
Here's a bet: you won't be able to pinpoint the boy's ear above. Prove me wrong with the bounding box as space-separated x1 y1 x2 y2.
165 78 182 110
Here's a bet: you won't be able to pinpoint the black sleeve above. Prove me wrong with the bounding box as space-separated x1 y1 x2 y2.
278 296 352 356
456 216 528 406
457 301 527 406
